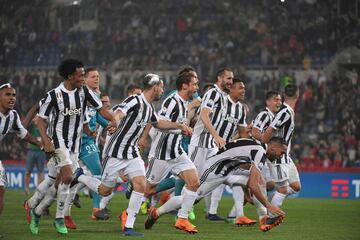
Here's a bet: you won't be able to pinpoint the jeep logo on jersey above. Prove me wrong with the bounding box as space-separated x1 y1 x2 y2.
224 114 239 125
62 108 82 116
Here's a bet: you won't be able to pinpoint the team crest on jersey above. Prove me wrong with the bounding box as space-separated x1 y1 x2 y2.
56 91 63 103
207 99 214 107
161 106 167 115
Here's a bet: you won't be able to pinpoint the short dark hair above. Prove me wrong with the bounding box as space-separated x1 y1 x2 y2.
178 65 196 75
58 59 84 80
216 67 233 79
176 72 196 91
284 84 298 98
202 82 214 93
100 92 109 98
143 74 162 90
266 90 281 100
127 84 142 95
232 77 243 85
85 67 97 76
269 136 287 146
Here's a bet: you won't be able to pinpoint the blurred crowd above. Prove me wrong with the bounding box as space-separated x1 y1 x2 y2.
1 0 359 75
0 68 359 170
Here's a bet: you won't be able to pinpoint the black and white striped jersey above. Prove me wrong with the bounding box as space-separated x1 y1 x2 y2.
38 83 102 153
199 138 267 183
217 95 247 143
269 103 295 163
149 92 187 160
190 84 228 148
104 93 158 159
252 107 275 133
0 110 27 143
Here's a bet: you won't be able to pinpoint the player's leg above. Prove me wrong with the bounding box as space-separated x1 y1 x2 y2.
0 161 6 216
287 160 301 195
79 151 103 219
36 150 46 186
120 157 146 237
24 150 35 195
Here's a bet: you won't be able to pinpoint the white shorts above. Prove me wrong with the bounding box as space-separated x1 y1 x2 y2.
269 158 300 186
101 156 145 188
0 161 6 187
262 160 275 183
188 145 218 172
50 148 79 169
197 173 248 198
146 153 196 185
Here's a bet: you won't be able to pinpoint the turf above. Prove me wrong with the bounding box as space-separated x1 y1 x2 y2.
0 190 359 240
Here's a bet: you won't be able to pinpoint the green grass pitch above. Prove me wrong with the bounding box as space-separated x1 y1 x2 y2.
1 190 359 240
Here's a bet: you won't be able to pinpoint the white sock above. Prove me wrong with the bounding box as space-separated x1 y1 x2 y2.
157 196 183 216
28 177 55 208
204 194 211 213
252 195 267 219
177 188 198 219
34 185 57 216
228 204 236 218
100 192 114 209
231 186 244 217
269 191 286 217
64 183 78 216
209 184 225 214
78 175 101 194
56 183 70 219
125 191 144 228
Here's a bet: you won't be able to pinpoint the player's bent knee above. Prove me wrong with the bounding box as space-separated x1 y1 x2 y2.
98 185 113 196
290 182 301 192
186 181 200 192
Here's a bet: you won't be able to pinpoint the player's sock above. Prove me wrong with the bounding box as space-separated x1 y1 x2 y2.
34 184 57 216
174 179 185 196
228 204 236 218
56 183 70 219
204 195 211 213
269 191 286 217
64 183 78 216
28 177 55 208
100 192 114 209
231 185 244 217
208 184 225 215
252 195 267 219
78 175 101 194
157 196 183 216
155 177 176 193
177 188 197 219
125 191 144 228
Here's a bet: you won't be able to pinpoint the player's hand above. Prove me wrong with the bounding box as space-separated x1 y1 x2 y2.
180 124 192 136
43 141 55 154
267 205 285 217
214 135 226 149
106 119 117 135
89 131 97 139
138 136 148 150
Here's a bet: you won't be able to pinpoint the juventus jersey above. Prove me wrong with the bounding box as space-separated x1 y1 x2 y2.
217 95 247 143
269 103 295 163
191 84 227 148
149 92 187 160
252 107 275 133
199 138 267 184
104 93 158 159
0 110 27 143
38 83 102 153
